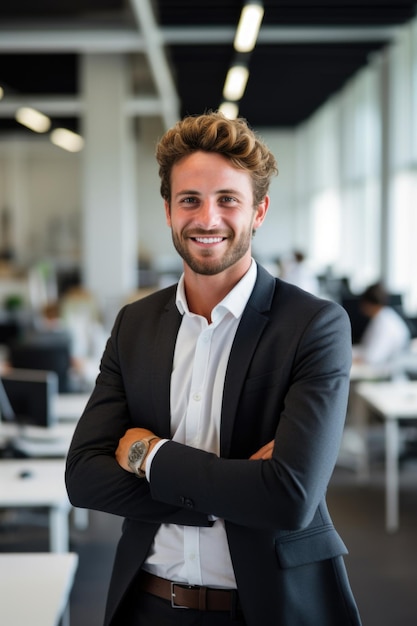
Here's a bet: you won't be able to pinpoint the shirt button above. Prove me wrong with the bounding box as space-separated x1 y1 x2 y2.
193 392 201 402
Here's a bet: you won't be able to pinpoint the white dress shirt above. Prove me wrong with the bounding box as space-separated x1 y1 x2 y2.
143 261 257 588
353 306 410 366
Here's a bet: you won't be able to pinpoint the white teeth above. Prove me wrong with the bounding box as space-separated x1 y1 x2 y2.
195 237 223 244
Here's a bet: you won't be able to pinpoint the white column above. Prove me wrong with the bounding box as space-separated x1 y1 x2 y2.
80 54 138 325
5 142 31 264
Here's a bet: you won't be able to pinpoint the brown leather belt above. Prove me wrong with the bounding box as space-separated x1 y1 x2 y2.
139 571 238 611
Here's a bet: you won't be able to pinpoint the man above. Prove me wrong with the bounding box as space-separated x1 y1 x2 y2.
66 112 362 626
353 281 411 368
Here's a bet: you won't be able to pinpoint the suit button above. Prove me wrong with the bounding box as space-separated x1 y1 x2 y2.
181 496 194 509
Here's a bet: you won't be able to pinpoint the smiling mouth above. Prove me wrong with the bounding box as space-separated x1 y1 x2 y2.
192 236 226 244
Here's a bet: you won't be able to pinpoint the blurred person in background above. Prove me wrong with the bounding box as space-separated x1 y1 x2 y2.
352 281 411 368
280 249 320 295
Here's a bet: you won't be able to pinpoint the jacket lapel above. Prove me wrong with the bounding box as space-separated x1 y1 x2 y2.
220 266 276 456
151 291 182 438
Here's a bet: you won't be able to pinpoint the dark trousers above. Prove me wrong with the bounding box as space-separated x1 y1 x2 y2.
114 587 247 626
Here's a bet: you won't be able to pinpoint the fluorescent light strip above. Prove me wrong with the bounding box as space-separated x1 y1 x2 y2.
219 102 239 120
50 128 84 152
15 107 51 133
234 3 264 53
223 65 249 101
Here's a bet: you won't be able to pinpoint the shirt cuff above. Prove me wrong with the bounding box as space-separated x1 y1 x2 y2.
145 439 168 481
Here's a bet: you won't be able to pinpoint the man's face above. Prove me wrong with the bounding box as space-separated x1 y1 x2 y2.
165 151 268 277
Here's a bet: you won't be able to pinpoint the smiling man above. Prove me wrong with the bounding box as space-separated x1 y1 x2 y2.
66 111 362 626
165 150 268 319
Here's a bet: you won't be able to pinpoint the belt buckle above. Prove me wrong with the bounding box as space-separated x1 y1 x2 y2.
171 582 194 609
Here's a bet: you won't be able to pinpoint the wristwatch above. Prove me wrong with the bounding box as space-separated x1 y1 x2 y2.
127 437 158 478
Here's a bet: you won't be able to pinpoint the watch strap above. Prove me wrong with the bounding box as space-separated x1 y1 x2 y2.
138 436 159 476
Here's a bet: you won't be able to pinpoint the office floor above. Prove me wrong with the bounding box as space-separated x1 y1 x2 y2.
0 462 416 626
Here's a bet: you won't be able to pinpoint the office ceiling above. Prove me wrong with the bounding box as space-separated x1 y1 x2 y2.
0 0 416 136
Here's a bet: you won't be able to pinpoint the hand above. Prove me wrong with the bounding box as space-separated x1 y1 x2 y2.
115 427 158 472
249 439 275 460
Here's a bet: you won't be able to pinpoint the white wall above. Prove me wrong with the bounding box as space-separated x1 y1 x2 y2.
0 138 81 268
135 117 181 275
251 129 296 267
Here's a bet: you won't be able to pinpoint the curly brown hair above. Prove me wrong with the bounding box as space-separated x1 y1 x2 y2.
155 111 278 206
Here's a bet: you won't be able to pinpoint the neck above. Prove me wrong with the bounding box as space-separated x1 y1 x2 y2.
183 259 251 322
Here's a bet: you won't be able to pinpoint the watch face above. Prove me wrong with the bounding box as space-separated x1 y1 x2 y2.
128 441 147 466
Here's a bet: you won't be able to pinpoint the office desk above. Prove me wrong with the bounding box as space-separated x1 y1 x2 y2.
341 363 390 476
0 391 90 456
0 393 91 531
0 458 71 552
355 380 417 532
4 422 76 457
0 552 78 626
350 362 391 382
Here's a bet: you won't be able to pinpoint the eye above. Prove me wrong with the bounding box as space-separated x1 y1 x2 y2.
219 195 237 205
180 196 199 204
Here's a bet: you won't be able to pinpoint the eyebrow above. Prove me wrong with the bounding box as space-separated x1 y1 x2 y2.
174 188 241 198
175 189 200 198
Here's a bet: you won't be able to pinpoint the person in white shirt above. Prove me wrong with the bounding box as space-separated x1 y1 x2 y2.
281 249 320 295
353 282 411 367
66 111 362 626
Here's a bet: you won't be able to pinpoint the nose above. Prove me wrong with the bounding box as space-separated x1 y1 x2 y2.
195 199 220 229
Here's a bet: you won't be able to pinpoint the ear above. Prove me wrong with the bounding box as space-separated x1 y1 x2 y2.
253 195 269 230
164 200 171 227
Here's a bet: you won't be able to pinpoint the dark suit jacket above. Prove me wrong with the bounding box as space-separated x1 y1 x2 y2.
65 265 362 626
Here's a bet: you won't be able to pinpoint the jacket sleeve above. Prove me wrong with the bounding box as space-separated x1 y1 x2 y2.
148 297 352 531
65 304 212 528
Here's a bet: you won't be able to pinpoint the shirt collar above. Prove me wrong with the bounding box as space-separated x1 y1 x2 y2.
175 259 257 321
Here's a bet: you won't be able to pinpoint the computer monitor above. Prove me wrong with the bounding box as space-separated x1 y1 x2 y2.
0 375 14 422
341 297 369 344
9 332 72 393
0 369 59 428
